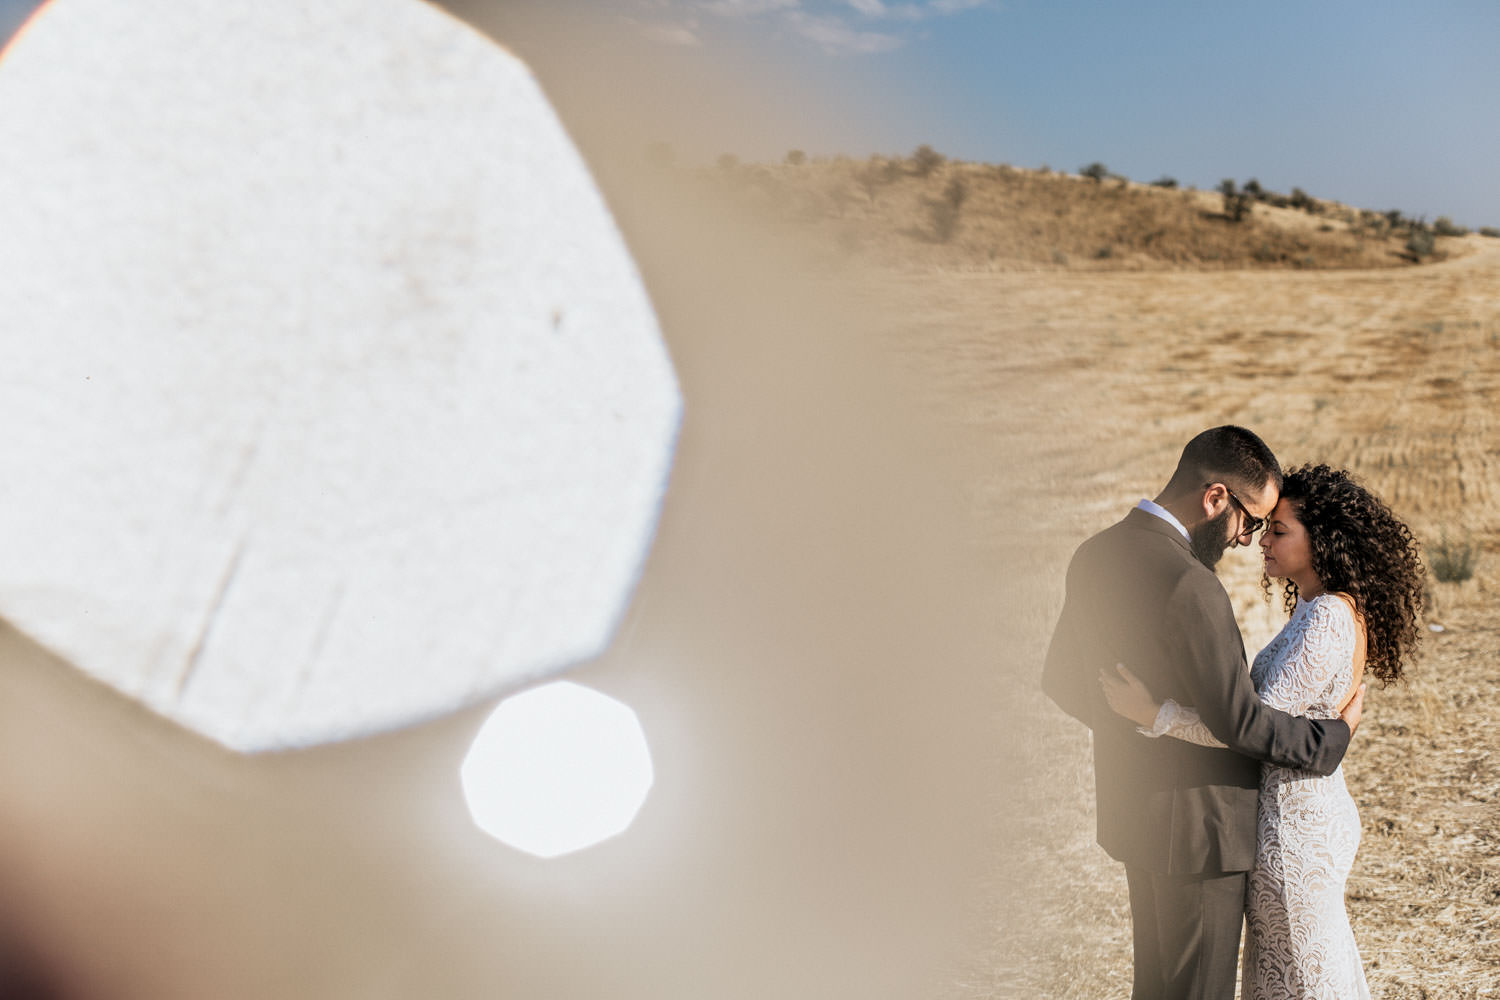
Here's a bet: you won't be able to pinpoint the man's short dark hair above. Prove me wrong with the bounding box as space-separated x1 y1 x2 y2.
1164 425 1282 497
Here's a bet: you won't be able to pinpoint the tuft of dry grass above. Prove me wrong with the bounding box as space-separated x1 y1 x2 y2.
1430 534 1481 582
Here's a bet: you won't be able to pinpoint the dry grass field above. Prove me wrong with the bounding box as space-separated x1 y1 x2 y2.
852 220 1500 996
898 246 1500 999
695 160 1500 997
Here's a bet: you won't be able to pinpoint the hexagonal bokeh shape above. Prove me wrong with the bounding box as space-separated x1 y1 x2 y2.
461 682 654 858
0 0 679 751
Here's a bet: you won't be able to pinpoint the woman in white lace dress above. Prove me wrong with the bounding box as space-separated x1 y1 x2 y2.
1101 464 1424 1000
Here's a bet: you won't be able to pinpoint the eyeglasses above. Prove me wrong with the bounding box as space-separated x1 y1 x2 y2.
1218 484 1265 540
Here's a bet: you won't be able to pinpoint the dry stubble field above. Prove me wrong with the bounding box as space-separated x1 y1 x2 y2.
866 239 1500 998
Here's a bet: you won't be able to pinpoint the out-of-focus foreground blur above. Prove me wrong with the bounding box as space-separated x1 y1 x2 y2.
0 2 1020 998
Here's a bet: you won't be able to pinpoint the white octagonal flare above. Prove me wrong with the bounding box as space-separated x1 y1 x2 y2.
0 0 679 750
461 682 653 858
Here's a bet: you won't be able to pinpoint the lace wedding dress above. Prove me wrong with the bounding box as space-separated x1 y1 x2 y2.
1145 593 1370 999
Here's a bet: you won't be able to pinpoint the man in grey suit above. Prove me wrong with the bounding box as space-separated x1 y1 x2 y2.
1042 425 1364 1000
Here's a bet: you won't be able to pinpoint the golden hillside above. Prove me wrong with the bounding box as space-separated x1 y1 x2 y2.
691 151 1488 273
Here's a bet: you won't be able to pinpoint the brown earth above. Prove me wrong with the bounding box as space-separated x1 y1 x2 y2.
855 236 1500 998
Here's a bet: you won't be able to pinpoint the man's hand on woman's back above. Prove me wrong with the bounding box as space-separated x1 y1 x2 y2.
1340 683 1367 735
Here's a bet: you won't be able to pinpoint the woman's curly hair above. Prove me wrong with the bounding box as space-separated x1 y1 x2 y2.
1262 464 1425 685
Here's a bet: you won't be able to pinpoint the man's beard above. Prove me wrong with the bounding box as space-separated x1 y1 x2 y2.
1189 508 1233 570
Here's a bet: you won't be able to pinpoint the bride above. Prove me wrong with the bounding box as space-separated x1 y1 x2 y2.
1101 463 1424 999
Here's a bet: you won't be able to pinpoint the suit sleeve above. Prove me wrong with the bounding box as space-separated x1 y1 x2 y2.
1041 552 1101 729
1163 573 1349 775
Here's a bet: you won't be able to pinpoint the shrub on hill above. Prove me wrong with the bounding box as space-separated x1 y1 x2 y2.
910 145 945 178
1406 228 1436 259
785 149 807 166
1150 176 1178 188
1480 227 1500 238
857 157 903 204
1434 216 1469 237
1289 187 1320 214
926 177 967 242
1080 162 1109 184
1219 179 1253 223
1354 209 1388 235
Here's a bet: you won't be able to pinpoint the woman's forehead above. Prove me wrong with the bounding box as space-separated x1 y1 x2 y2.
1269 497 1302 524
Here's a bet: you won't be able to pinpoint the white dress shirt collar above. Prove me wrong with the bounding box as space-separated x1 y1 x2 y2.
1136 498 1190 542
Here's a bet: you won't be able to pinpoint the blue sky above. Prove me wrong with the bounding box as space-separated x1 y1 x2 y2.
5 0 1496 226
587 0 1500 227
0 0 36 44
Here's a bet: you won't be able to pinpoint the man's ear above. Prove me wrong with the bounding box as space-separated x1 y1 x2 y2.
1199 483 1226 521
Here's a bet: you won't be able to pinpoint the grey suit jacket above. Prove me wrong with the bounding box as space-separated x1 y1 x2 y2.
1042 507 1350 874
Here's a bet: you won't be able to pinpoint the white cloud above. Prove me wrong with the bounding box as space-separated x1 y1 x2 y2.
700 0 800 16
838 0 990 22
684 0 986 54
785 11 902 52
885 4 928 20
641 21 703 45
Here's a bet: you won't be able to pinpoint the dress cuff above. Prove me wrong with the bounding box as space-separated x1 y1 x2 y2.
1136 698 1183 738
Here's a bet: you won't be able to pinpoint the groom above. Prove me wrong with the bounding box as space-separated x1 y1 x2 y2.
1042 425 1363 1000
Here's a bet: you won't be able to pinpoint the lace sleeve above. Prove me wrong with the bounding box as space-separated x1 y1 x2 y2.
1137 698 1228 748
